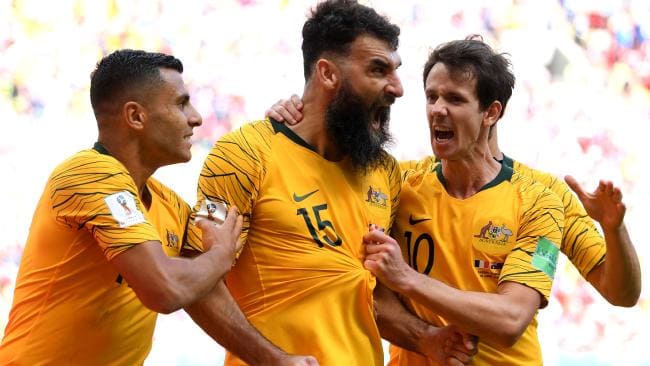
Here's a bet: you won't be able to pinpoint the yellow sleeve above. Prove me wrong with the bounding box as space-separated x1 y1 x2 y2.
49 153 160 260
562 214 606 278
515 162 606 279
499 176 564 308
188 121 269 250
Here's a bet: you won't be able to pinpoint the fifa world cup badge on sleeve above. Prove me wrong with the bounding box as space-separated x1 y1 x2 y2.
196 199 228 225
105 191 146 228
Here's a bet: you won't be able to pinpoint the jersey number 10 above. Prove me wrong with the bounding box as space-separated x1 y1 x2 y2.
404 231 434 275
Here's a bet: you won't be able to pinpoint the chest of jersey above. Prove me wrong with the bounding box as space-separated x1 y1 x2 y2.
394 175 520 290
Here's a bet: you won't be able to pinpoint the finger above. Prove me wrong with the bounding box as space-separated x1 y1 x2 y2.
363 229 393 243
265 108 284 122
234 238 244 254
363 259 378 272
221 206 240 229
445 357 465 366
196 218 215 233
564 175 587 200
275 105 298 125
290 94 304 110
463 333 479 352
613 187 623 202
364 242 392 255
281 102 303 125
603 181 614 196
364 251 389 262
445 350 472 364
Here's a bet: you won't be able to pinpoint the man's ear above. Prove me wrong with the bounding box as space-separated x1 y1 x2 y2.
483 100 502 128
123 101 146 131
315 58 340 91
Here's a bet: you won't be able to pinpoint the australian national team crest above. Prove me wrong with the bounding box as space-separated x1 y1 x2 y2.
365 185 388 209
472 218 515 255
166 229 179 250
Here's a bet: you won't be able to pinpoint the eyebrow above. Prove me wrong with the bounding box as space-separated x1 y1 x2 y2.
369 57 398 69
177 93 190 103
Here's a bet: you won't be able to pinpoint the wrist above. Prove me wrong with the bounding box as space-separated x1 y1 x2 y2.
395 267 417 294
602 222 626 236
260 349 289 366
414 323 437 355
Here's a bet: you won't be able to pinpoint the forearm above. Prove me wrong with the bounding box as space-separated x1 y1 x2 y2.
400 271 535 346
185 280 288 366
595 224 641 306
375 282 431 354
167 247 233 307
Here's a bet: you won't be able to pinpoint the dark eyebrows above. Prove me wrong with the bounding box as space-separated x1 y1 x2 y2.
369 58 389 69
176 93 190 104
370 56 402 70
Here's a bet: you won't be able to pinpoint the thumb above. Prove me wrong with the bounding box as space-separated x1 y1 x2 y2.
564 175 587 200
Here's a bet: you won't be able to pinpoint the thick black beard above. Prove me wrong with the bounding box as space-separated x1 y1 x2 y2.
325 82 393 173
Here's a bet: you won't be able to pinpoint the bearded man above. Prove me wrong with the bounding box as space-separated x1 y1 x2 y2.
185 1 477 365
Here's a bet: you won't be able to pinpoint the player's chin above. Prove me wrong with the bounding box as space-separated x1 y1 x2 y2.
172 149 192 164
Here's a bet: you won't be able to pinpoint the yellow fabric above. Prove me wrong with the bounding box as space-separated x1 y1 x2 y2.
397 156 436 173
0 149 191 365
390 163 563 366
191 119 401 366
511 160 605 278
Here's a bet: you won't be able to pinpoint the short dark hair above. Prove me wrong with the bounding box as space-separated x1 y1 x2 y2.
301 0 400 81
90 49 183 117
422 36 515 119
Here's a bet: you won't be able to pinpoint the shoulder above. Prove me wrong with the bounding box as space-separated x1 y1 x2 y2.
205 119 274 162
147 176 190 211
218 119 274 145
514 160 561 190
49 149 135 191
511 170 564 212
401 162 439 195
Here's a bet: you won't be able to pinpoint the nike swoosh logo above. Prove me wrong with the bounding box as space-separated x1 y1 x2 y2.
409 215 431 225
293 189 319 202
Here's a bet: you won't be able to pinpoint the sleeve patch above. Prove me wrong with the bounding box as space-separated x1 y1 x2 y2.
104 191 146 228
531 237 559 279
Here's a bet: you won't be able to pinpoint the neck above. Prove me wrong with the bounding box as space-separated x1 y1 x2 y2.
489 130 503 161
288 88 343 161
97 135 155 206
440 146 501 199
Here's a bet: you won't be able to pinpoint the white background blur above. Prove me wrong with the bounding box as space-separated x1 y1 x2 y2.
1 0 649 364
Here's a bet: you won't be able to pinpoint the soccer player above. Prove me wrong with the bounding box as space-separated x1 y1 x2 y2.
365 38 565 365
0 50 243 364
268 59 641 310
188 1 477 365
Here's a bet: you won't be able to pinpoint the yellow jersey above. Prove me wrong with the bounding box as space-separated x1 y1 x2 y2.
191 119 401 366
390 162 563 366
0 144 191 365
402 154 605 277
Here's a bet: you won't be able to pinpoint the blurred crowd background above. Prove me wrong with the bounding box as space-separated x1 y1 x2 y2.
1 0 649 364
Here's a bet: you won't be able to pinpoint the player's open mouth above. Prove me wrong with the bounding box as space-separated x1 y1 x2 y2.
434 127 454 141
372 106 390 130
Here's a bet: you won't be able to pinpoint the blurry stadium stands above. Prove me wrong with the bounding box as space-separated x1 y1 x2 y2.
1 0 648 364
